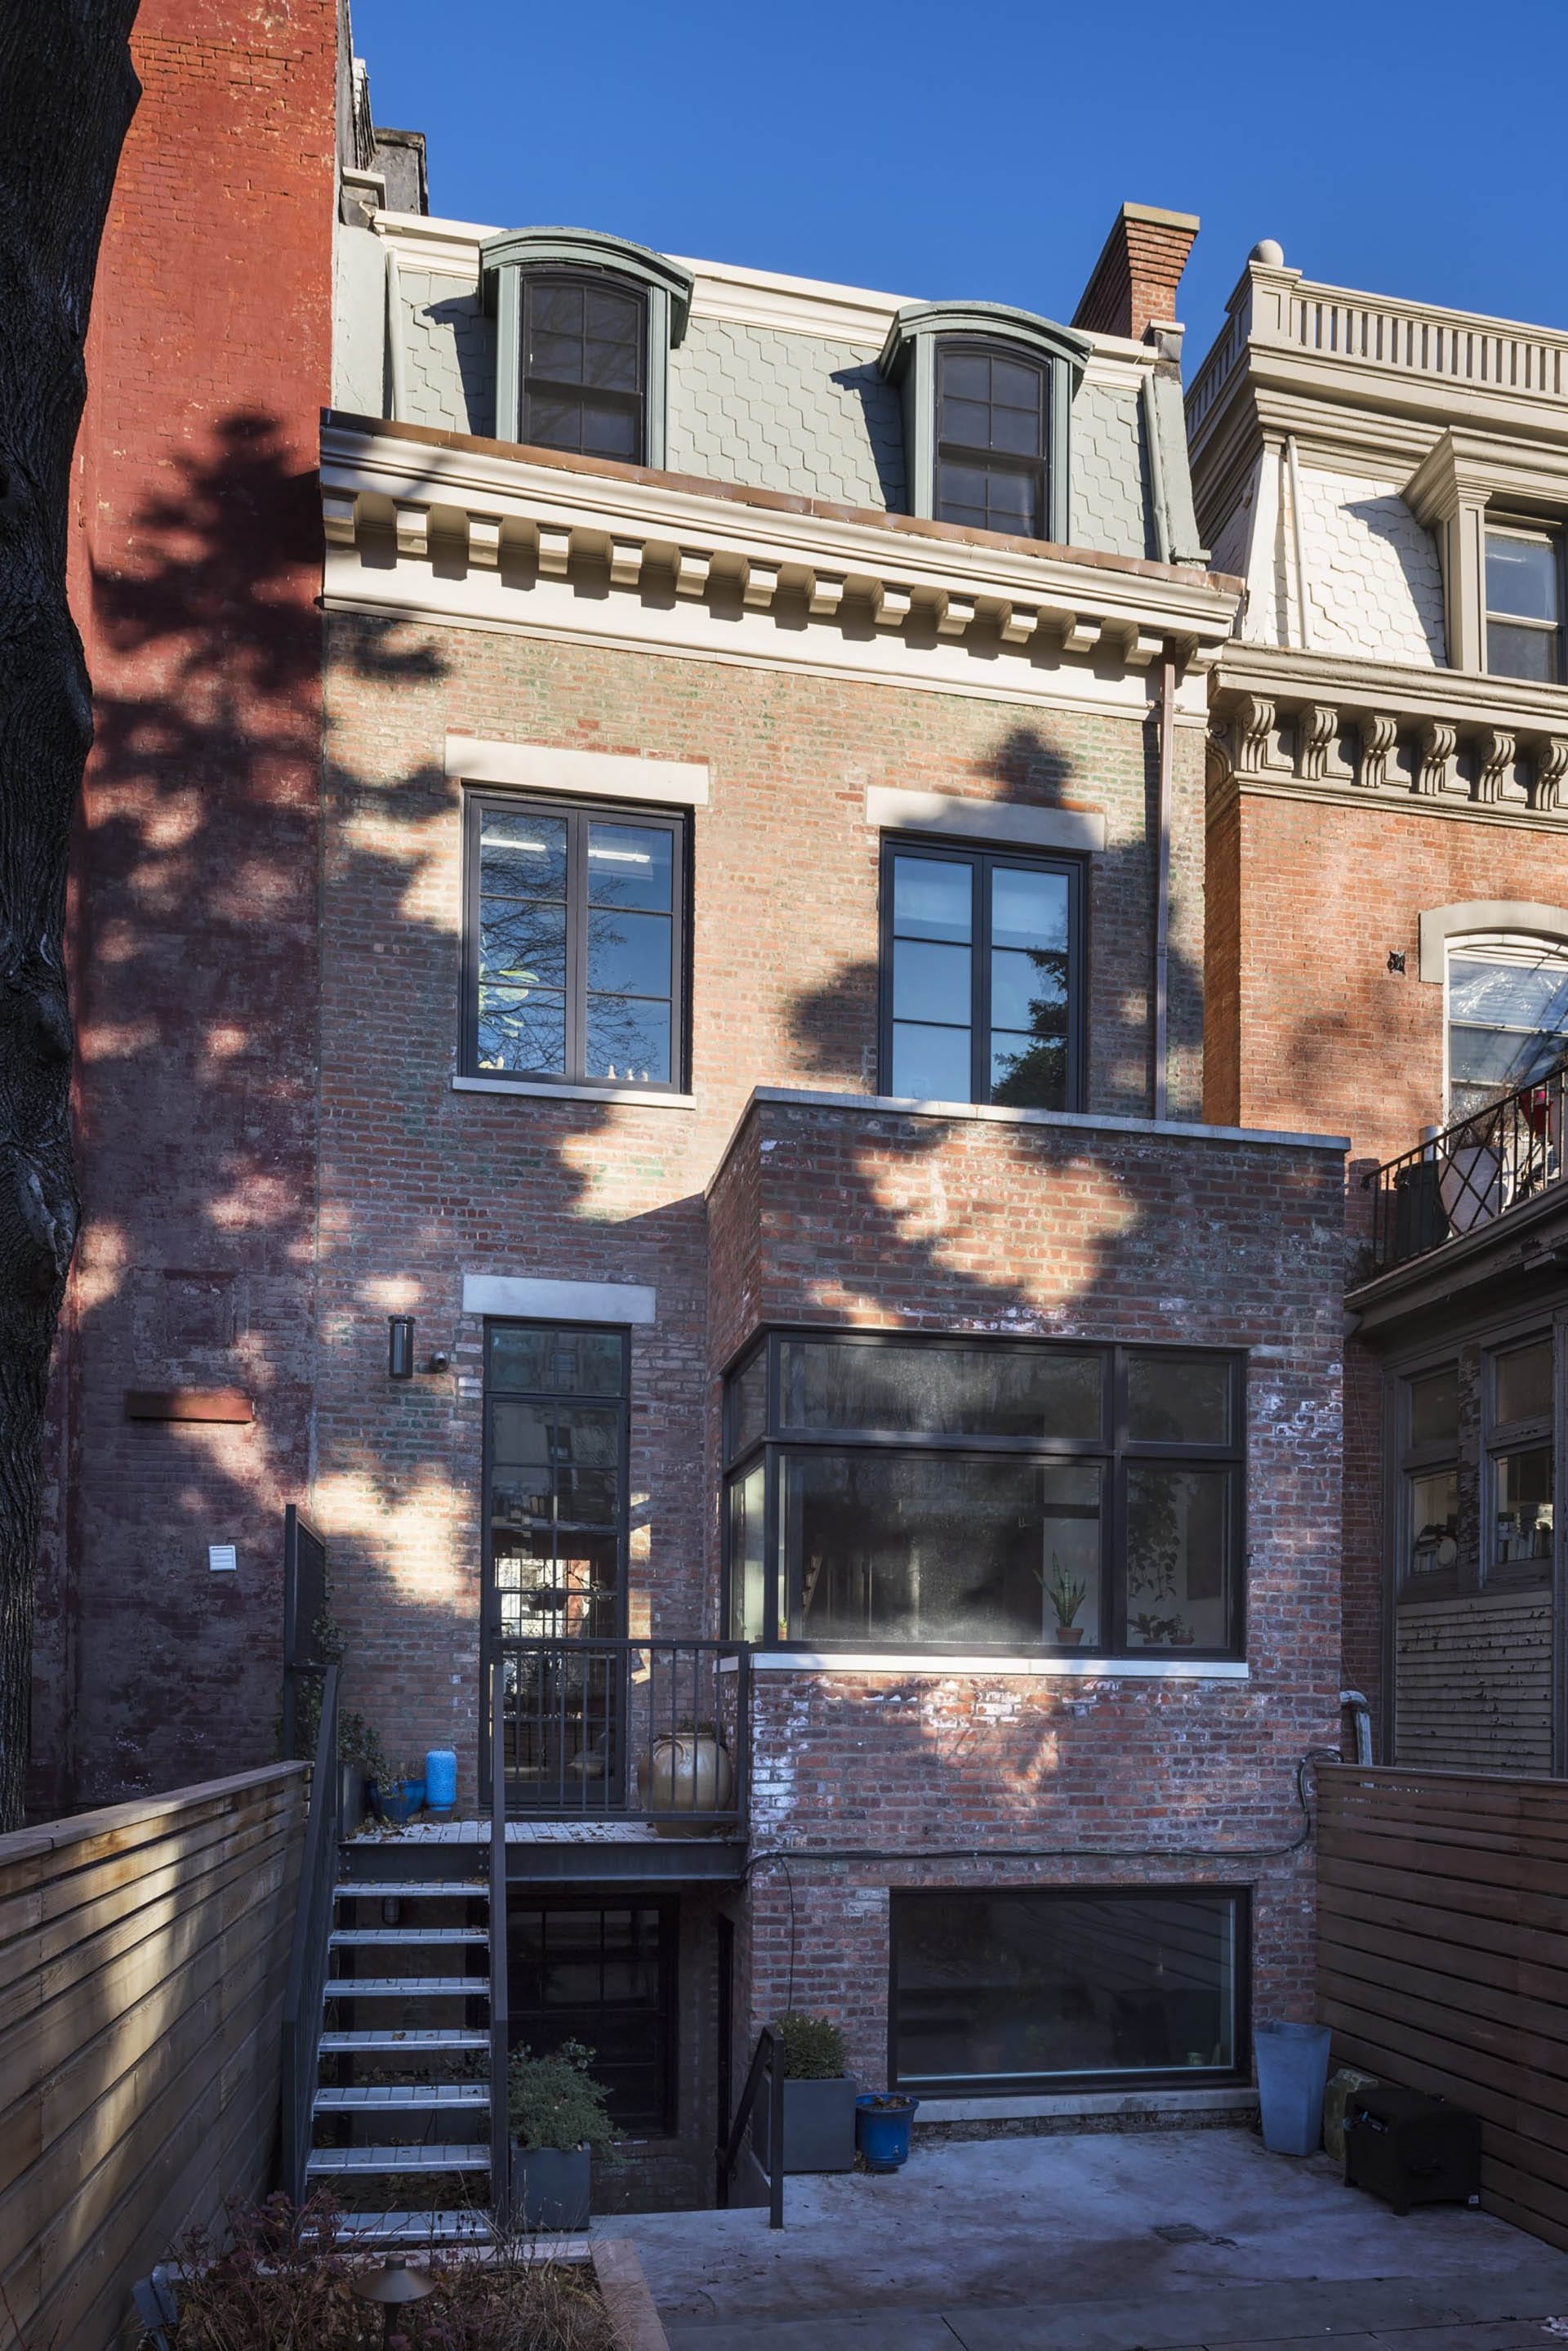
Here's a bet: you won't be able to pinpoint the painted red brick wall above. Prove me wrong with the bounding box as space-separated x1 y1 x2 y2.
35 0 337 1808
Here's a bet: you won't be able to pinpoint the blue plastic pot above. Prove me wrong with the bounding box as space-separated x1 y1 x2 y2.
855 2094 919 2171
381 1778 425 1826
425 1747 458 1812
1255 2020 1332 2157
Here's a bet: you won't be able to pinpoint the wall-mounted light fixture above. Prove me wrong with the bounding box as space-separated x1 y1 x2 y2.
387 1315 415 1380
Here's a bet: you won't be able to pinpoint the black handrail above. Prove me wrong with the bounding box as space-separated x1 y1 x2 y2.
1362 1060 1568 1275
280 1661 341 2206
280 1504 328 1759
717 2023 786 2230
488 1652 510 2217
496 1635 748 1822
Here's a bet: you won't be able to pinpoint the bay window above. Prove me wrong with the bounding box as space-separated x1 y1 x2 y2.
724 1332 1245 1657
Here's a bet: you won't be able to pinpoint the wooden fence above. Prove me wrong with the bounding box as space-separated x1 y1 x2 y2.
1316 1761 1568 2251
0 1762 308 2350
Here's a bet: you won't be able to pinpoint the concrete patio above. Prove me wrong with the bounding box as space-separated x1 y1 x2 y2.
593 2126 1568 2349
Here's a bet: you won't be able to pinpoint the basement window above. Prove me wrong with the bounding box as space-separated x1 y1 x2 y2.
724 1331 1245 1657
890 1886 1249 2094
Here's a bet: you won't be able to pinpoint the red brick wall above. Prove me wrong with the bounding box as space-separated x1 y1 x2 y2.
37 0 337 1807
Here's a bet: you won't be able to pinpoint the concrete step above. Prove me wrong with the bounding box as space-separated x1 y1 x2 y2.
323 1977 488 2000
319 2027 490 2054
305 2143 491 2176
314 2083 489 2112
329 1927 489 1947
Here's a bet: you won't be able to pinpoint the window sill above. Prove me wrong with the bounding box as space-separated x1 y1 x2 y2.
911 2084 1256 2124
452 1075 697 1109
732 1651 1249 1680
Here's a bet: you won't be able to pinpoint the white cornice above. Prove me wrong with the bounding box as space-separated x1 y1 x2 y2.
320 420 1236 721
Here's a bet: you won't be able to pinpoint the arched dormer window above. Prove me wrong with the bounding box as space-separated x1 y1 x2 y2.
877 302 1091 546
479 229 694 469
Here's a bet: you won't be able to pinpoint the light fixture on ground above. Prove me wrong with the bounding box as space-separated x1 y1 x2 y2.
352 2255 436 2345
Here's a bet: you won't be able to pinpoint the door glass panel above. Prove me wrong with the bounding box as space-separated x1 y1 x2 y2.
1494 1336 1552 1425
1402 1465 1459 1601
488 1326 625 1396
1409 1366 1459 1449
1493 1444 1553 1586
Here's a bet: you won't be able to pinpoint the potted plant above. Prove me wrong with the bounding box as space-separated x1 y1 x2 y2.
1045 1561 1088 1647
636 1713 734 1836
855 2090 920 2171
337 1711 390 1827
507 2039 617 2229
755 2013 857 2175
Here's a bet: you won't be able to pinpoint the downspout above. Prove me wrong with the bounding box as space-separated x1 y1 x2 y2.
384 242 408 425
1340 1689 1374 1766
1153 655 1175 1121
1285 431 1312 650
1140 369 1172 564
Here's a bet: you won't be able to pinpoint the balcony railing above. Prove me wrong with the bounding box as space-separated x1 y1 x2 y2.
495 1636 749 1827
1362 1063 1568 1275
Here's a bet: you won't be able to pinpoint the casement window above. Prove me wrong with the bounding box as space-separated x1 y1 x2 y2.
464 793 687 1091
890 1887 1248 2094
1446 938 1568 1124
507 1896 676 2133
1396 1363 1461 1604
724 1332 1245 1657
1487 1335 1554 1590
880 837 1085 1110
1486 524 1563 683
486 1321 627 1644
521 270 646 463
934 342 1051 538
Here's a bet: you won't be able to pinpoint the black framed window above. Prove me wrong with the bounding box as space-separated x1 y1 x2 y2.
1397 1362 1461 1604
507 1895 675 2134
880 838 1084 1110
1486 524 1563 684
724 1332 1245 1657
934 341 1050 538
1487 1335 1553 1590
464 792 686 1091
486 1322 628 1643
521 270 646 463
891 1887 1248 2094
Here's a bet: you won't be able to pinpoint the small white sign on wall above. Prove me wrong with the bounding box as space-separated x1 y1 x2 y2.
207 1542 238 1573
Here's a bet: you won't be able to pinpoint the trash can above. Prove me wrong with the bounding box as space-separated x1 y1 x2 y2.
1255 2020 1332 2157
424 1747 458 1815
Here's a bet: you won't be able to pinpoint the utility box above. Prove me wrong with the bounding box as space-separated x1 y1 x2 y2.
1343 2086 1481 2215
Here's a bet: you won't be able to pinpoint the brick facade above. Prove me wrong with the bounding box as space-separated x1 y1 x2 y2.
40 0 336 1809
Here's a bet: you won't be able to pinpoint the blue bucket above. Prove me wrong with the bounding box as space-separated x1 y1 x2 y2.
1255 2020 1332 2157
855 2094 919 2171
424 1748 458 1812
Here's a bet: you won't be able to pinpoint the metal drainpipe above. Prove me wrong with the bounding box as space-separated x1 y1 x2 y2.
1285 432 1312 650
1153 656 1175 1121
1340 1689 1374 1766
385 243 408 424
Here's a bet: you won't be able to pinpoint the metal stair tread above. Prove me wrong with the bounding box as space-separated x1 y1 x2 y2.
323 1975 489 1997
329 1927 489 1946
331 2211 497 2245
318 2028 490 2051
305 2143 491 2174
314 2083 489 2112
333 1880 488 1900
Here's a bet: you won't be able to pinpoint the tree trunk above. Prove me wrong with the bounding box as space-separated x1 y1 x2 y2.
0 5 140 1829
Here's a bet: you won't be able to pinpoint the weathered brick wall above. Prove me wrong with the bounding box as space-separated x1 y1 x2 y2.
708 1098 1343 2073
1208 785 1568 1756
38 0 336 1807
318 614 1198 1786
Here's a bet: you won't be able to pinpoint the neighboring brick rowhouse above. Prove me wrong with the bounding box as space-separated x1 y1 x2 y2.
314 613 1207 1789
37 0 337 1808
1073 203 1200 344
710 1096 1344 2075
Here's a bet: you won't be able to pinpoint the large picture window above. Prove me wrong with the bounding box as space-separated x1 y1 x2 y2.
464 792 686 1091
880 838 1085 1111
724 1332 1245 1657
891 1887 1247 2094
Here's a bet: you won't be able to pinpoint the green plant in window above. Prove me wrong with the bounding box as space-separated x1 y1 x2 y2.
775 2012 847 2079
1041 1557 1087 1626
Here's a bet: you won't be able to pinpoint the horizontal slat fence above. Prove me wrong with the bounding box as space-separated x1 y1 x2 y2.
0 1763 308 2350
1316 1763 1568 2251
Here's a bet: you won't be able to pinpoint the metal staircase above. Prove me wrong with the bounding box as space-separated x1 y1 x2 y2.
281 1666 511 2246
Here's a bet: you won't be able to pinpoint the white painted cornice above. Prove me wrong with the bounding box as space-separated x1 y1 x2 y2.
320 417 1236 721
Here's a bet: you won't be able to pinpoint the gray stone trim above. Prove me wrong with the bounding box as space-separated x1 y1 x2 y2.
461 1274 656 1323
1418 899 1568 981
443 734 710 805
452 1077 697 1109
865 785 1106 853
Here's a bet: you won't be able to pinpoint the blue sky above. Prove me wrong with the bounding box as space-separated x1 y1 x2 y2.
356 0 1568 369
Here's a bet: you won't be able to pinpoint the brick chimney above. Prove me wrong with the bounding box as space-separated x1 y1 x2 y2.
1071 202 1200 342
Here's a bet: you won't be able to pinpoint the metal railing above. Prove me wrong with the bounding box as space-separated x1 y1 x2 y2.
1363 1062 1568 1275
717 2024 786 2229
495 1636 749 1823
280 1661 341 2205
280 1504 328 1760
488 1652 510 2218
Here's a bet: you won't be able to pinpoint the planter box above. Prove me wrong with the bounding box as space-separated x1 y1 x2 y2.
511 2140 591 2230
753 2075 857 2174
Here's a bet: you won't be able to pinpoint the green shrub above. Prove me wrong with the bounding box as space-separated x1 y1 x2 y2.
776 2013 846 2080
506 2041 618 2157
